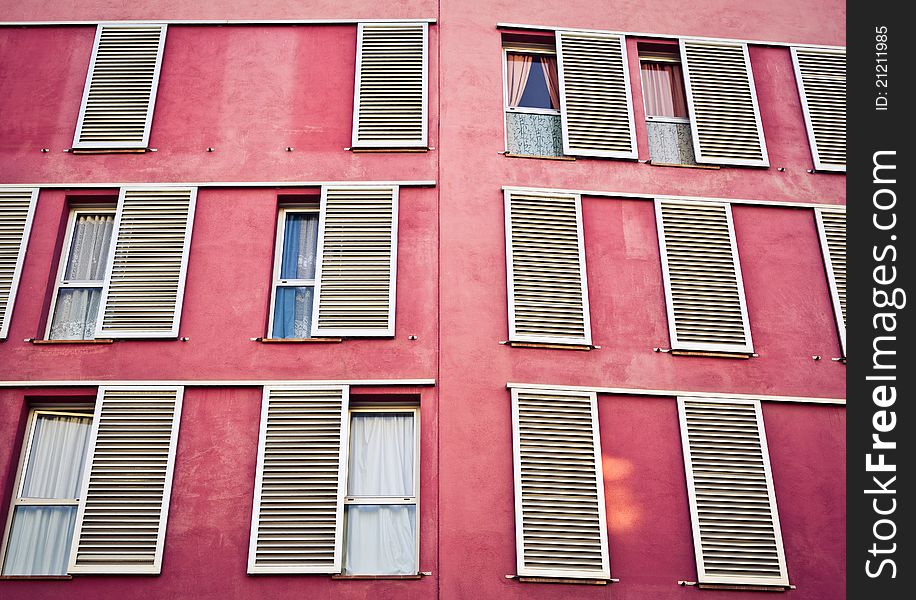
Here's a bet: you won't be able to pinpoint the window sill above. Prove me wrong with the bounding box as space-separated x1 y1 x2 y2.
647 160 719 170
28 339 114 345
502 152 574 161
332 574 423 580
0 575 73 580
69 148 150 154
254 337 343 344
348 147 430 153
503 341 596 351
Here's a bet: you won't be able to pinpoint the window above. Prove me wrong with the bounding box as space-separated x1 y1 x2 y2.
343 408 419 575
0 188 38 340
269 207 320 339
47 209 115 340
503 41 564 157
639 44 696 165
1 408 93 576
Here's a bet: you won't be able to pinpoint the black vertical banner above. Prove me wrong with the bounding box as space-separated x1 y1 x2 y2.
848 1 910 598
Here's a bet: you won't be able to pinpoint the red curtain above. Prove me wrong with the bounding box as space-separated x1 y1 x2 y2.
640 62 688 118
539 56 560 110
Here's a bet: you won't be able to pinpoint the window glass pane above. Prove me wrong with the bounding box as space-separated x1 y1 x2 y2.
343 505 416 575
279 213 319 280
348 413 414 497
271 286 314 339
21 414 92 499
2 506 78 576
640 62 688 118
64 214 114 281
49 288 102 340
507 54 559 110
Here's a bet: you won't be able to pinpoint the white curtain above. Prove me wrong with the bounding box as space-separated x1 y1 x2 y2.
2 414 91 576
343 414 416 574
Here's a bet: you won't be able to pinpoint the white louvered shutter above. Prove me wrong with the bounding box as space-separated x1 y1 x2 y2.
505 190 591 346
0 188 38 339
73 24 167 150
511 388 610 579
680 40 768 167
656 199 753 353
678 397 789 586
792 48 846 172
352 22 428 148
248 386 350 574
312 186 398 337
556 31 636 159
68 386 183 574
96 187 197 338
815 208 846 355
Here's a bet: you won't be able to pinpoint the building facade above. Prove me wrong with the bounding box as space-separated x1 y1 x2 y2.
0 1 845 599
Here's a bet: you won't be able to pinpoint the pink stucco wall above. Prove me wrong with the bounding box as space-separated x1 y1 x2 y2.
1 1 845 599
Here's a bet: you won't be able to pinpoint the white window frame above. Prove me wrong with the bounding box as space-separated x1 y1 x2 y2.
791 47 846 173
71 23 168 150
679 39 769 168
638 51 691 124
815 208 846 356
343 406 421 575
45 206 117 340
502 47 562 117
0 407 94 575
267 206 320 339
655 199 754 354
0 188 38 341
351 22 429 149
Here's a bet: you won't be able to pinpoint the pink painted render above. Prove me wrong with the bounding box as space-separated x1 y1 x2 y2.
1 1 845 599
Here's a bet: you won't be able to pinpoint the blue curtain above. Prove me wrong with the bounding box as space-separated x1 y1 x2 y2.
273 214 319 338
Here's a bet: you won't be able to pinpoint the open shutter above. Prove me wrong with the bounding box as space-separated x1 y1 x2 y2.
96 187 197 339
248 386 350 574
556 31 636 159
511 388 610 579
312 185 398 337
815 208 846 355
352 22 428 148
505 190 591 346
680 40 768 167
678 397 789 586
68 386 182 574
0 188 38 339
792 47 846 172
72 24 167 150
656 199 753 353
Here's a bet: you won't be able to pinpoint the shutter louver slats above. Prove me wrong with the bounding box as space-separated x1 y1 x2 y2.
792 48 846 172
352 22 428 148
678 397 788 586
96 187 196 338
557 31 637 159
680 40 768 167
656 200 753 353
73 24 166 149
505 191 591 346
512 388 610 579
0 189 37 339
69 386 182 574
815 208 846 355
312 186 398 336
248 386 349 574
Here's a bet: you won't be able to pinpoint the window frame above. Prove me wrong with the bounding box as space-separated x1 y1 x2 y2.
342 406 421 576
44 206 117 341
502 46 562 117
267 205 321 339
0 407 94 575
638 51 691 124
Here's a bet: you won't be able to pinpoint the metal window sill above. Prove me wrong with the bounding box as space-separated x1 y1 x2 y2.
679 581 795 592
0 575 73 580
253 337 343 344
655 348 756 359
28 339 114 345
647 160 719 170
502 152 574 161
332 574 423 580
68 148 151 154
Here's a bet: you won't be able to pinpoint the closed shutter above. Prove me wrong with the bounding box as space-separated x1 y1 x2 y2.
505 190 591 345
815 208 846 355
0 188 38 339
792 47 846 172
312 186 398 337
73 24 167 150
511 388 610 579
656 199 753 353
248 386 350 574
556 31 636 159
96 187 197 339
680 40 768 167
352 22 428 148
68 386 183 574
678 397 789 587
